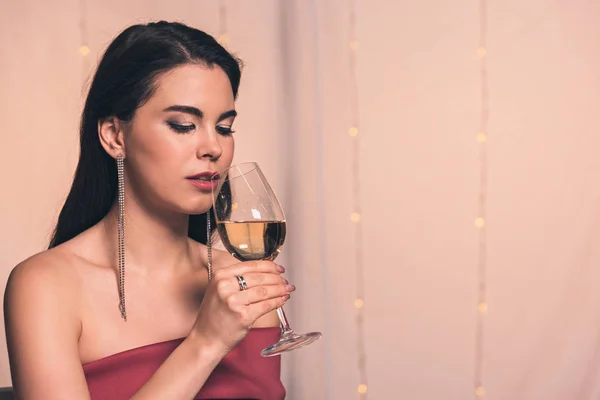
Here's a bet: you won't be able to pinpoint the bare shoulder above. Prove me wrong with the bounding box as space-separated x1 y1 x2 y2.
4 246 83 347
5 246 82 313
4 246 89 398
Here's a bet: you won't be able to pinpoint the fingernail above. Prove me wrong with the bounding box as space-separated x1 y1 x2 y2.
285 284 296 292
278 265 285 273
282 294 291 301
283 278 289 285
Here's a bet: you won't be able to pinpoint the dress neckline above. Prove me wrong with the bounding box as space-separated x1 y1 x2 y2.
82 327 280 367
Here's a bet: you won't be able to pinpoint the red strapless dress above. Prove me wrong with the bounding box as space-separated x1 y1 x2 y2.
83 327 286 400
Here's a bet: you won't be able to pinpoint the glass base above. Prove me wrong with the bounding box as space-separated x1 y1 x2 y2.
260 330 322 357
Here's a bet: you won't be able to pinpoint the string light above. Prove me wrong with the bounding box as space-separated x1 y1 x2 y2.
217 0 229 47
354 298 364 309
78 0 90 71
476 386 486 397
348 0 368 398
478 302 488 313
474 0 489 397
218 33 229 47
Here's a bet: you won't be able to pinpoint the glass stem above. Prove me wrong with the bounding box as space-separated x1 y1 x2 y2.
276 306 293 336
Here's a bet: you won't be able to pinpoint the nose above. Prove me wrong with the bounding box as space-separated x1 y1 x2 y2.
196 127 223 160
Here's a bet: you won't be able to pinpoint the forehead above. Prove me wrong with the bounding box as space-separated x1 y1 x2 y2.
148 64 234 111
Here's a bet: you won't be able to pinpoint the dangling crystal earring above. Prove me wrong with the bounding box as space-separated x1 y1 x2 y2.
206 210 213 281
116 154 127 321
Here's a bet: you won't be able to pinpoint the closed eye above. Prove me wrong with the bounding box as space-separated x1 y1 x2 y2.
217 125 235 135
167 121 195 134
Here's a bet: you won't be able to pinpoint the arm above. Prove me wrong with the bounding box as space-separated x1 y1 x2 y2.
3 258 227 400
129 333 227 399
4 257 288 400
4 258 91 399
132 260 289 398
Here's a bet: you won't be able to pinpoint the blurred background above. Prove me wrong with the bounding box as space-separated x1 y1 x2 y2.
1 0 600 399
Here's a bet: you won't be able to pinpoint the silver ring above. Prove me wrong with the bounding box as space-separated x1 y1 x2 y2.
235 275 248 291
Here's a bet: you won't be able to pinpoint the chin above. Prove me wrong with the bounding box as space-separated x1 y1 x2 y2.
187 209 211 216
178 199 213 216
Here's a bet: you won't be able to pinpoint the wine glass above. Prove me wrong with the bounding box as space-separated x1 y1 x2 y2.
211 162 322 357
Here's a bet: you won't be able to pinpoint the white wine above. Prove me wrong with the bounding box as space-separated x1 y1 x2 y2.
217 220 286 261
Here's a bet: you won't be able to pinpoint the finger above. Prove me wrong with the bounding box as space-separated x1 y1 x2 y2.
235 283 294 306
213 261 282 280
246 295 290 322
218 272 287 295
242 272 287 288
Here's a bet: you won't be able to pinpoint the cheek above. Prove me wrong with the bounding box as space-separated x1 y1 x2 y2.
125 127 186 185
127 120 187 160
220 136 235 164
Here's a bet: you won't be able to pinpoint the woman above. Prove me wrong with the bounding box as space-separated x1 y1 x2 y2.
3 21 292 399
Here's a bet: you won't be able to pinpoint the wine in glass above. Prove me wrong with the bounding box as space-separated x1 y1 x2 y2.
212 162 322 357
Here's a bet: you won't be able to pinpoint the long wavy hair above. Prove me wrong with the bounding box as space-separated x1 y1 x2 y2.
48 21 242 249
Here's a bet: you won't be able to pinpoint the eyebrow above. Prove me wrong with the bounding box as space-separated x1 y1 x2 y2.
218 110 237 122
163 105 237 122
163 105 202 117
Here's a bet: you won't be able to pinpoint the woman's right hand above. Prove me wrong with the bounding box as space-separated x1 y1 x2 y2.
189 260 294 354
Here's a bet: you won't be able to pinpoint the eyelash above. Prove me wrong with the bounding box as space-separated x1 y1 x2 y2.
166 122 235 136
167 122 195 134
217 126 235 135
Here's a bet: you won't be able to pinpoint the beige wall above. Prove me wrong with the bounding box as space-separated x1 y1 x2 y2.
2 0 600 399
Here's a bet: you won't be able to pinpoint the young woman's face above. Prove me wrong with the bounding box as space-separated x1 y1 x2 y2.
123 64 236 216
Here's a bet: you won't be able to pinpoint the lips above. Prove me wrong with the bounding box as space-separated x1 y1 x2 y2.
186 171 220 192
186 171 220 181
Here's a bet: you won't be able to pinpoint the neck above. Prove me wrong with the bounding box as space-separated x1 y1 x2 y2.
101 192 194 278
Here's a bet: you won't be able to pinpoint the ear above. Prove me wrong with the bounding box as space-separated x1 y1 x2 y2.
98 117 126 159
